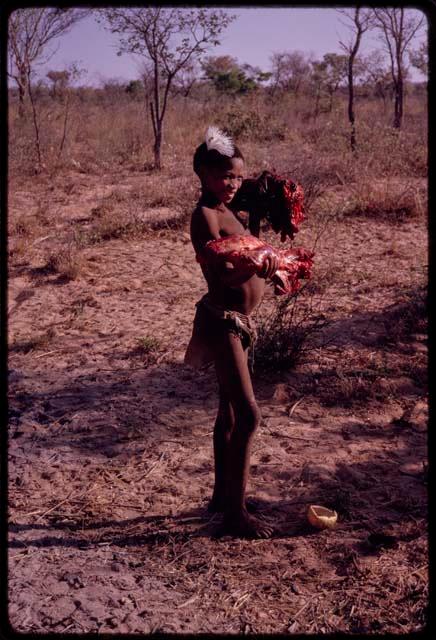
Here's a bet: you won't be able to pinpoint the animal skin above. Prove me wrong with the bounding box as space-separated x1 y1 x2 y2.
197 234 314 295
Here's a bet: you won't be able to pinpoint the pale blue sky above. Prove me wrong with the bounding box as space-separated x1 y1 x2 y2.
27 7 427 85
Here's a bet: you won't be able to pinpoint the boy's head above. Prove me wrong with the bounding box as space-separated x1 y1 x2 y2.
194 126 244 204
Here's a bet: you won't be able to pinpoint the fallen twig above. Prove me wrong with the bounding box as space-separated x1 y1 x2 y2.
144 452 165 478
29 489 76 521
34 350 61 359
289 396 306 416
177 594 199 609
267 430 312 441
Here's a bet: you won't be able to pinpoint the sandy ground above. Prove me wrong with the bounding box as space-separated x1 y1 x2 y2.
8 169 428 634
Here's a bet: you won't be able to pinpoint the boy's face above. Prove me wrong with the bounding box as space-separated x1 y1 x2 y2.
202 157 244 205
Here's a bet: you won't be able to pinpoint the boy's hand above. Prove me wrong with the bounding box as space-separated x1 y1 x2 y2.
259 254 279 280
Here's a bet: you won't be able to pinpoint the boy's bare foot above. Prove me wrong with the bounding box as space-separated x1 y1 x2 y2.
207 496 260 514
216 511 274 539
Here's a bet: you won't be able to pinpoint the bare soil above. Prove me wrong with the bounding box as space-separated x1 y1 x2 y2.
8 169 428 634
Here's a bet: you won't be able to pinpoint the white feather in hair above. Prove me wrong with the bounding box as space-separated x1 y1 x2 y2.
205 126 234 156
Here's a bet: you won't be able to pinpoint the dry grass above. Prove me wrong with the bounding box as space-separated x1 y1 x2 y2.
341 177 427 223
8 89 427 181
11 327 56 354
72 175 196 246
44 244 84 281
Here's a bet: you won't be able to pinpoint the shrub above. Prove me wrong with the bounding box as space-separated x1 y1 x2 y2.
253 286 329 371
132 335 163 366
222 108 286 142
44 244 83 280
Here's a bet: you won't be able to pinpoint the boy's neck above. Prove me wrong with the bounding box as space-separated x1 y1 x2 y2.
199 190 225 210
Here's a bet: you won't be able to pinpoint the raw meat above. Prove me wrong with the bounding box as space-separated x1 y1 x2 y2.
197 234 314 295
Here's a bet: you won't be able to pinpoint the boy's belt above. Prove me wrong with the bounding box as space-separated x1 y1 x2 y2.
197 295 257 345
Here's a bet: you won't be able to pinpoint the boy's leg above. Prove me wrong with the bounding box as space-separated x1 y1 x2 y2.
213 331 273 538
208 389 262 514
208 389 235 512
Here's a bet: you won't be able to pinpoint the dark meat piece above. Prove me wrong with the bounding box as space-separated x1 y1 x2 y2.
197 234 314 296
232 171 305 242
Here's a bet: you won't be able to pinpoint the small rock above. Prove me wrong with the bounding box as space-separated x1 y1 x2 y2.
40 596 77 622
61 573 84 589
130 278 143 290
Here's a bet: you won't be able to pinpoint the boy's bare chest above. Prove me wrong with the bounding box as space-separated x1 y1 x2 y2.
218 209 248 236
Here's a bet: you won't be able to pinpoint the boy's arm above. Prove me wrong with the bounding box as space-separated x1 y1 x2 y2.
247 214 279 279
248 213 261 238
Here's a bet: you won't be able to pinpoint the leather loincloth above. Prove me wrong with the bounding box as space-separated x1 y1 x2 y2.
184 294 257 370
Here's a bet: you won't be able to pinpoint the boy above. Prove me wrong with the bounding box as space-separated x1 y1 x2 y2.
184 127 279 538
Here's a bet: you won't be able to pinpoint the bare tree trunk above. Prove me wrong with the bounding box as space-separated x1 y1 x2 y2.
314 89 320 120
153 124 162 170
148 99 161 170
17 71 27 118
394 75 403 129
58 92 70 159
339 8 369 154
348 68 356 153
27 75 43 170
347 47 358 153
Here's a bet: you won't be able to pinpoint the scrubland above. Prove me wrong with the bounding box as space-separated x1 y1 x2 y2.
8 87 428 633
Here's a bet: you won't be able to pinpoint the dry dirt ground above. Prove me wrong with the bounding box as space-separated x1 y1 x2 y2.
8 169 428 634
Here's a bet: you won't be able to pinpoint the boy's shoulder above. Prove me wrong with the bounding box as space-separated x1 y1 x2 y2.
191 201 222 247
192 202 220 224
193 201 217 215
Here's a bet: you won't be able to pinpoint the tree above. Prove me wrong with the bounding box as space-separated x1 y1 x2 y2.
8 8 89 117
47 69 70 99
338 8 373 152
409 40 428 76
125 79 144 100
323 53 349 110
201 55 269 95
99 8 235 169
309 53 348 117
269 50 311 96
171 59 200 98
361 51 393 108
310 59 328 118
372 8 426 128
202 55 237 82
55 64 85 160
241 63 272 89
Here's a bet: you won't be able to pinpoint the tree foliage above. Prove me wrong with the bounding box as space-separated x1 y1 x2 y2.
47 69 70 98
409 41 428 76
202 55 270 94
269 50 312 95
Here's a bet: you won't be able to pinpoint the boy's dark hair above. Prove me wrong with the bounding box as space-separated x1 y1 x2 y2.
193 142 244 176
